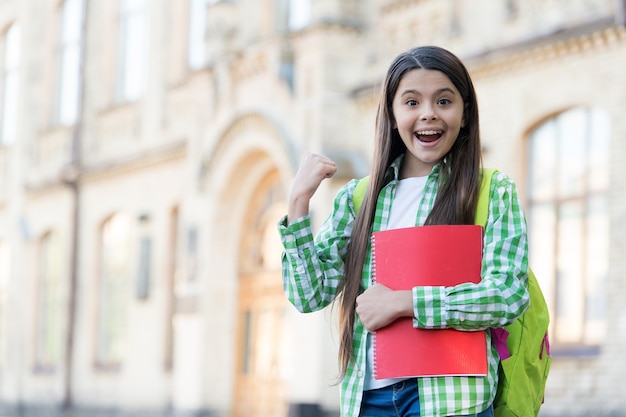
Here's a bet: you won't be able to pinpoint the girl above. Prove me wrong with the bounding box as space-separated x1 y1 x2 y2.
278 46 529 417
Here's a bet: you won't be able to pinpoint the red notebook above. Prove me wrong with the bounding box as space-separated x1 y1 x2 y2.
372 225 488 379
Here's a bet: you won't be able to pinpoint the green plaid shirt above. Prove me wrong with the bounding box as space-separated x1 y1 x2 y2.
278 157 529 417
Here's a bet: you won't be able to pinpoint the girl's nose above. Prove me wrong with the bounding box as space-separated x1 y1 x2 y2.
420 104 438 120
420 111 438 121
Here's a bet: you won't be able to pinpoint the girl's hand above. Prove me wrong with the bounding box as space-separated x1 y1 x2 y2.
288 152 337 223
355 283 413 332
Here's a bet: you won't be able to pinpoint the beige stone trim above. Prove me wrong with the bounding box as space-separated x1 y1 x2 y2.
79 141 186 184
469 25 626 78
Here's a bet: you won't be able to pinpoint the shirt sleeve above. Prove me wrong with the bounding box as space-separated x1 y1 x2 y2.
412 172 530 330
277 179 358 313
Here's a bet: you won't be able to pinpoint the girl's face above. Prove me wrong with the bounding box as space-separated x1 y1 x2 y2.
392 69 465 178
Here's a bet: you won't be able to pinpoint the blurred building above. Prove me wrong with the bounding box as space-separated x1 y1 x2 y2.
0 0 625 416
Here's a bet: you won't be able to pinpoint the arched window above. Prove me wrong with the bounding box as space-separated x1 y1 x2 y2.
97 213 131 367
527 107 610 348
35 231 65 371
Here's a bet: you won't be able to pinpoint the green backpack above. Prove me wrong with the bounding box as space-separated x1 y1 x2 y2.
352 168 551 417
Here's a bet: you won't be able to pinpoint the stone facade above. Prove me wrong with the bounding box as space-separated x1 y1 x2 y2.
0 0 625 416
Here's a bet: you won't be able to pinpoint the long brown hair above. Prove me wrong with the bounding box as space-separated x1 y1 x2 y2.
337 46 483 377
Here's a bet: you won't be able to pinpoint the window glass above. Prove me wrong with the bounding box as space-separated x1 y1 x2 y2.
584 196 608 344
56 0 84 125
188 0 209 70
36 232 64 369
275 0 311 33
555 201 584 343
288 0 311 30
117 0 148 101
556 108 586 199
97 213 131 365
1 23 20 146
528 202 556 319
588 109 610 191
528 119 556 201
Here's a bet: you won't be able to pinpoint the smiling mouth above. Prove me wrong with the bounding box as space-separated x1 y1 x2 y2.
415 130 443 143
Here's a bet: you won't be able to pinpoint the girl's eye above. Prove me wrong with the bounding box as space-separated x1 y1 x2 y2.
407 99 418 106
438 98 451 106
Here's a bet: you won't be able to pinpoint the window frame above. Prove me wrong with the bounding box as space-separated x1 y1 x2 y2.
526 106 610 353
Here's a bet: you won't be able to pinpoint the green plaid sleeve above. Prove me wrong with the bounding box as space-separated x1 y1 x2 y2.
278 179 358 313
413 171 530 330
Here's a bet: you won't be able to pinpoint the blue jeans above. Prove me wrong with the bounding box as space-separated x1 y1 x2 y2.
358 379 494 417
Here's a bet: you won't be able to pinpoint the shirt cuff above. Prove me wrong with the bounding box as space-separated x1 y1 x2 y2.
412 286 448 329
277 214 314 250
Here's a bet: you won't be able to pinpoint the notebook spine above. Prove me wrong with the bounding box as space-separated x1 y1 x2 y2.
371 234 377 283
372 334 378 379
371 233 378 379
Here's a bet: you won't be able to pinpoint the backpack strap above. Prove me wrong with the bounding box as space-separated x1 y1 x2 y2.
475 168 498 227
353 175 370 213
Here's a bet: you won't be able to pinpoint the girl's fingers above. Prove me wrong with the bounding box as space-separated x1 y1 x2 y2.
297 153 337 189
287 153 338 221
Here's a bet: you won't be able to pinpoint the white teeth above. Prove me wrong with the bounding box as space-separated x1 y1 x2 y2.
417 130 441 135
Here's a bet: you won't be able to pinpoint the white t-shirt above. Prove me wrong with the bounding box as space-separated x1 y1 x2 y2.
364 175 428 390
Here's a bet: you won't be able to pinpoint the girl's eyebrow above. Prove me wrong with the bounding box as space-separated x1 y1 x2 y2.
400 87 457 97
